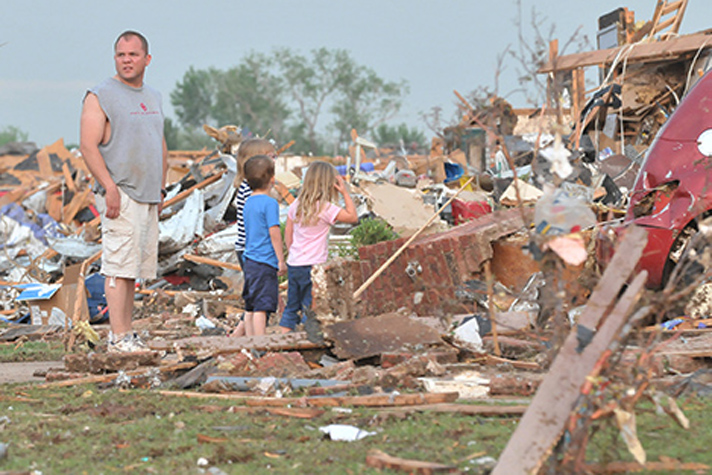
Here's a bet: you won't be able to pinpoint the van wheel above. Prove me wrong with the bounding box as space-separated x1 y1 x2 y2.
663 217 712 290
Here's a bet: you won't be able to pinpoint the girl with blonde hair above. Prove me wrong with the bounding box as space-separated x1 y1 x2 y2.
279 161 358 333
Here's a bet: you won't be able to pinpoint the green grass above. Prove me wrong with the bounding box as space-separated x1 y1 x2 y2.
0 385 513 474
0 382 709 474
0 340 65 363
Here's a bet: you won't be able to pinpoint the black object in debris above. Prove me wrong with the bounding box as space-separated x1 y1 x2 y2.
600 174 623 206
459 313 491 336
576 324 595 354
74 207 96 223
303 308 325 344
523 240 545 261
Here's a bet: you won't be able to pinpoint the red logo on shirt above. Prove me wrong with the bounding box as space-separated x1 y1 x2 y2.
140 103 148 111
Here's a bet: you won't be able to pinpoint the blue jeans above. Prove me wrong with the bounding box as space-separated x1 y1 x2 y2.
279 265 313 330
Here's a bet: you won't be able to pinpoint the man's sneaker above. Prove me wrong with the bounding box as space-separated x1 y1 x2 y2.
131 332 149 350
108 333 148 353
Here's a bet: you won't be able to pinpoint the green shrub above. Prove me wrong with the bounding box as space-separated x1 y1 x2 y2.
350 217 399 249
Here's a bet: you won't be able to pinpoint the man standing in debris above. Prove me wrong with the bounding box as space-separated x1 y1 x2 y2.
79 30 167 352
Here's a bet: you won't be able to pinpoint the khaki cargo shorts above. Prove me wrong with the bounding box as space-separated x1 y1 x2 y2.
95 187 159 280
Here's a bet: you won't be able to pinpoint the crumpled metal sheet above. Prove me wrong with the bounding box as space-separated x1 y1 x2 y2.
159 189 205 254
194 225 237 256
47 235 101 259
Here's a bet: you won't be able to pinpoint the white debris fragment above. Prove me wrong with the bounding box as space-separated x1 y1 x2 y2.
318 424 376 441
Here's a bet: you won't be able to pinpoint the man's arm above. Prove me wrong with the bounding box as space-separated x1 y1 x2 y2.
161 137 168 191
159 137 168 212
80 93 120 219
269 225 287 276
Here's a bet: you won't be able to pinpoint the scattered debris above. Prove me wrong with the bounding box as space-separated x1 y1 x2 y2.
3 3 712 472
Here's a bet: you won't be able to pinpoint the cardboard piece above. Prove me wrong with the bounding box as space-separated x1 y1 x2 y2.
16 264 89 327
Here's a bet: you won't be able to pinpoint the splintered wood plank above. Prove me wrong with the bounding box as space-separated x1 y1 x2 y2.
539 31 712 72
655 332 712 357
36 148 53 177
492 226 648 475
37 362 196 388
325 313 443 360
158 390 459 408
244 391 459 408
147 332 324 353
366 449 459 474
62 162 76 192
62 186 92 224
265 407 325 419
64 351 162 374
379 403 528 417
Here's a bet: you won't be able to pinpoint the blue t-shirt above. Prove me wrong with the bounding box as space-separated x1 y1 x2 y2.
243 194 281 269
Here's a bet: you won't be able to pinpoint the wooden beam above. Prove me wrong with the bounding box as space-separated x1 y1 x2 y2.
366 449 459 474
492 226 649 474
62 186 92 225
538 31 712 73
158 389 459 408
182 253 241 272
36 361 196 388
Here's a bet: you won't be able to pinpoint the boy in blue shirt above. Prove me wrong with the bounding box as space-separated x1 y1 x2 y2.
241 155 286 336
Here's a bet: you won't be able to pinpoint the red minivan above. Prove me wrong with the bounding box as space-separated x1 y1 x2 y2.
613 70 712 288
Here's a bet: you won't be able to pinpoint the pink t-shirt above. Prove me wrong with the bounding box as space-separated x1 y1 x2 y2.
287 200 341 266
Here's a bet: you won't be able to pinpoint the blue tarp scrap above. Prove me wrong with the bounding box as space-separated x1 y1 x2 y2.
0 203 63 246
14 283 61 301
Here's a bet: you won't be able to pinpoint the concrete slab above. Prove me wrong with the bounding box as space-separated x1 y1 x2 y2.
0 361 64 385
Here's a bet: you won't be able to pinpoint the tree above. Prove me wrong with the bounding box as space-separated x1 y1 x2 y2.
0 125 29 147
170 48 410 155
371 123 427 153
330 67 408 151
275 47 356 155
213 53 291 142
508 0 590 107
170 66 217 129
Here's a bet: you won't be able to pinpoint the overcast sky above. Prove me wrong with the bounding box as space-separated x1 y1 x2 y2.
1 0 708 147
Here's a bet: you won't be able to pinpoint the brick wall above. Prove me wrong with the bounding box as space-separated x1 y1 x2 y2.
355 208 532 317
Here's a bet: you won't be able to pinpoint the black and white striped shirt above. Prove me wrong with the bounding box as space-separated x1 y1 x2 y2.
234 179 253 252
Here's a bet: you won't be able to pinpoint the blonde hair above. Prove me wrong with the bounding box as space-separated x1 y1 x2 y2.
234 138 275 186
296 161 338 226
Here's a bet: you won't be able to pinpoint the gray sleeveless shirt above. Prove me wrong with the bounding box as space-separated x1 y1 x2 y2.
87 77 164 203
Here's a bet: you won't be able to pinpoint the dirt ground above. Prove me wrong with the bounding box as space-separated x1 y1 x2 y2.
0 361 63 384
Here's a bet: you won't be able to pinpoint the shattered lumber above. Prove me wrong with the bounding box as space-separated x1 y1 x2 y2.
378 403 528 417
182 254 242 272
493 226 648 475
36 361 196 388
64 351 162 374
538 31 712 72
580 460 709 473
148 332 324 354
366 449 459 474
158 390 458 408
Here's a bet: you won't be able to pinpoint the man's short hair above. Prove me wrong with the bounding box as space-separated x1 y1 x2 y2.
244 155 275 190
114 30 149 54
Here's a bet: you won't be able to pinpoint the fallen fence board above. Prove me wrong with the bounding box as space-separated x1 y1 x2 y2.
37 362 196 388
148 332 324 353
539 32 712 72
379 403 528 417
493 226 648 474
159 390 459 408
366 449 459 474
